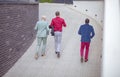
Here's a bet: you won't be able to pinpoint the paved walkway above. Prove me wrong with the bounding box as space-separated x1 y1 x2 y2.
3 3 103 77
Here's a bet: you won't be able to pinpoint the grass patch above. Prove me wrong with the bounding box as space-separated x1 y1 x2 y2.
39 0 53 3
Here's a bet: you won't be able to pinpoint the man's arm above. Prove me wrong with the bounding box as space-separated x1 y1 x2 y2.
90 27 95 38
78 26 81 35
49 19 54 28
63 19 66 27
34 22 38 30
46 23 49 31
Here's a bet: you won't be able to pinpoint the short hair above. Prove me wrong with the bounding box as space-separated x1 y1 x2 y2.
55 11 60 16
85 18 89 24
41 15 46 20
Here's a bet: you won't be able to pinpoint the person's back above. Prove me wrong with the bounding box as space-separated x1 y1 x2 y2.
34 16 49 60
78 18 95 62
79 24 94 42
51 16 66 32
50 11 66 58
35 20 49 37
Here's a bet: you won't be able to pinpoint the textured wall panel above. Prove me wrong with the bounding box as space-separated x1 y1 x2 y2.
39 0 73 4
0 4 38 76
53 0 73 4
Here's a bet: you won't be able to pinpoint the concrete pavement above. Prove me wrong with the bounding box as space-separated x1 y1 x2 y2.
3 2 103 77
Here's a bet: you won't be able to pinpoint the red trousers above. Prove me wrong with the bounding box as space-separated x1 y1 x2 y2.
80 42 90 60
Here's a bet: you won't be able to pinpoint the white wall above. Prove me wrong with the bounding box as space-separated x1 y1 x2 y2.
102 0 120 77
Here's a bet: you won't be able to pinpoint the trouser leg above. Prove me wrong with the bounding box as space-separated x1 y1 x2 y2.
85 42 90 60
54 31 62 52
35 37 42 59
36 37 42 54
41 37 47 55
80 42 85 58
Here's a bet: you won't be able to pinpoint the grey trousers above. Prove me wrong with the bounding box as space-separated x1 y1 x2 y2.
36 37 47 54
54 31 62 52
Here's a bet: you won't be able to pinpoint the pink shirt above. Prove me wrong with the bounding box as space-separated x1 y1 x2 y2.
50 16 66 32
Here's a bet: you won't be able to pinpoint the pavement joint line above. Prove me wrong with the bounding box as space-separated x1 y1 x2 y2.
64 4 103 28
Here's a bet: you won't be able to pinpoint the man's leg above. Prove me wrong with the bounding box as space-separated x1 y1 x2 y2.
41 37 47 56
80 42 85 62
54 32 58 54
35 37 42 59
57 32 62 58
54 31 62 58
85 42 90 62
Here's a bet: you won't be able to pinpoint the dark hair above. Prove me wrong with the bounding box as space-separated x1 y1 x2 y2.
85 18 89 24
55 11 60 16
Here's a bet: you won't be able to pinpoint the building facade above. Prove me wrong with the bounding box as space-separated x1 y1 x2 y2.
0 0 38 76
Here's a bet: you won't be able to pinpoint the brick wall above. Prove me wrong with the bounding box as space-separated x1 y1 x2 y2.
0 3 38 77
0 0 29 2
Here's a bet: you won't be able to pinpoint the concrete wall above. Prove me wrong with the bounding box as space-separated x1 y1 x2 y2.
0 0 29 2
39 0 73 4
102 0 120 77
0 0 38 3
0 3 38 76
53 0 73 4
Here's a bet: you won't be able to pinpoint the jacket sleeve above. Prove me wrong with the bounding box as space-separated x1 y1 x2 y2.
47 23 49 31
34 22 38 30
62 19 66 27
78 26 81 35
90 26 95 38
49 19 54 28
